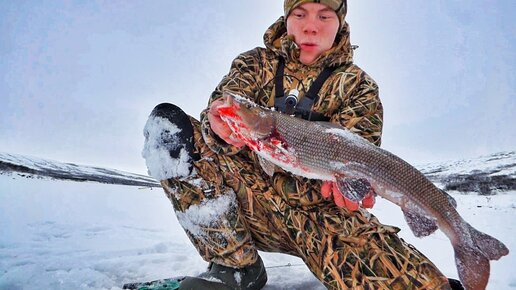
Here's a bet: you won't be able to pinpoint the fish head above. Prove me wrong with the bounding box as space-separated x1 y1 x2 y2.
217 92 275 142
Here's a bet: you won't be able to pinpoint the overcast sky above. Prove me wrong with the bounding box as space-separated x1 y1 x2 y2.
1 1 514 174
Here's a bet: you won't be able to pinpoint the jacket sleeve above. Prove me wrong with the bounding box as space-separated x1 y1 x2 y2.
332 70 383 146
200 50 263 155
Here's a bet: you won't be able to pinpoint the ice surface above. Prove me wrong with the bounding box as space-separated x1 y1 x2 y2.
0 153 515 289
0 174 326 290
142 116 192 181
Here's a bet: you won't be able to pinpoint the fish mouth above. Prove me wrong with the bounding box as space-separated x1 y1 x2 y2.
219 93 274 140
217 93 244 120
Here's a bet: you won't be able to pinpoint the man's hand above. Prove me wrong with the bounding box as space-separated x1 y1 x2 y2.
321 180 376 211
208 99 246 147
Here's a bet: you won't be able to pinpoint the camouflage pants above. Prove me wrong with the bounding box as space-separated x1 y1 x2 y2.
161 118 451 290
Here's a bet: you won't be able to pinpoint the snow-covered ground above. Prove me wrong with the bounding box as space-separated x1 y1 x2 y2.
0 153 515 290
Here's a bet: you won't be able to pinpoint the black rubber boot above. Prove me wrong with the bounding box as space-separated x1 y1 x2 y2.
448 278 465 290
150 103 196 160
143 103 199 179
179 256 267 290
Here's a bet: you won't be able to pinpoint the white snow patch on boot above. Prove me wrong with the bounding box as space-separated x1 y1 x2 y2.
234 272 242 285
142 116 192 180
175 191 236 238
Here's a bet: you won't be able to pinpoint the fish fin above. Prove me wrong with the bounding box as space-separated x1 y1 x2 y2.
454 244 490 290
454 223 509 290
401 209 438 237
335 177 372 202
469 223 509 260
258 156 276 177
440 189 457 208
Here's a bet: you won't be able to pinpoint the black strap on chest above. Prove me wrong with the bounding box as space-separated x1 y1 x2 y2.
274 56 338 121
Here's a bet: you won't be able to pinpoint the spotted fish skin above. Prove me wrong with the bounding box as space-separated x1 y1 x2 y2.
217 94 509 290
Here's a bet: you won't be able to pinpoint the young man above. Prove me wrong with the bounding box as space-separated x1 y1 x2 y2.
142 1 461 289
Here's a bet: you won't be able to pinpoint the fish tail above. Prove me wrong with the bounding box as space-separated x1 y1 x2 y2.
454 245 490 290
454 224 509 290
469 225 509 261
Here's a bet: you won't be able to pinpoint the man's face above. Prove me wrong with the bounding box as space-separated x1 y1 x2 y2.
286 3 340 65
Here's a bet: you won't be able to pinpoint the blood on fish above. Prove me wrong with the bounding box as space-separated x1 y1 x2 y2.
219 105 299 167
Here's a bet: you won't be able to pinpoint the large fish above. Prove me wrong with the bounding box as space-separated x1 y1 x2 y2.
216 93 509 290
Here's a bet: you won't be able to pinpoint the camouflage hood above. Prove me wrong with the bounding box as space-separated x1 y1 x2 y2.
263 16 354 68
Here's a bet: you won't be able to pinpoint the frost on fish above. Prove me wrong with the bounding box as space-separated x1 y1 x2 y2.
324 127 372 149
256 147 332 181
142 116 193 181
175 191 236 239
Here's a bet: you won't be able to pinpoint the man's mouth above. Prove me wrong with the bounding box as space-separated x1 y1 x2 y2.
300 43 318 50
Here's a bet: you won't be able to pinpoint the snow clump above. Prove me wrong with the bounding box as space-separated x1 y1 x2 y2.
142 116 192 181
175 191 236 238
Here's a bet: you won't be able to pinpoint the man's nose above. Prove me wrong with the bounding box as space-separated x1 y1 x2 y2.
302 18 318 34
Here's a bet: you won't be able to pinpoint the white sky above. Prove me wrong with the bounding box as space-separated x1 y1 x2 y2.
1 0 515 174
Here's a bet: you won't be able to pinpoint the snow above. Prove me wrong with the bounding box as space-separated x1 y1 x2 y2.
0 174 323 290
175 192 236 238
141 116 192 180
420 151 516 179
234 271 242 285
1 157 515 289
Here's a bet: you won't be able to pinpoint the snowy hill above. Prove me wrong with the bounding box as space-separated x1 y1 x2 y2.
419 151 516 195
0 152 159 188
0 151 514 289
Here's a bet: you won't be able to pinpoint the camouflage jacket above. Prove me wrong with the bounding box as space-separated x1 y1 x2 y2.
199 17 382 205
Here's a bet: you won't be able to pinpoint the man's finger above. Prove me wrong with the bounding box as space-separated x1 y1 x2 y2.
361 192 375 208
333 190 346 207
343 197 359 211
331 182 346 207
321 181 333 198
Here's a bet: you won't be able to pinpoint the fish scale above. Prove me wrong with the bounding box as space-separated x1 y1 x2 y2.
217 94 509 290
274 112 437 206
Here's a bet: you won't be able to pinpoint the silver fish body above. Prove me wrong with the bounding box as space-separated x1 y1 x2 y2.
217 94 509 290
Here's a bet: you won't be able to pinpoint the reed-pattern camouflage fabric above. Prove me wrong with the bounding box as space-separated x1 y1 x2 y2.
161 118 451 290
200 17 381 157
157 12 451 290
